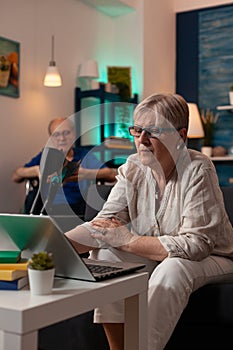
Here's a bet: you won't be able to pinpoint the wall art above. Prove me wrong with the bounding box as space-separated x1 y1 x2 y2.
0 36 20 98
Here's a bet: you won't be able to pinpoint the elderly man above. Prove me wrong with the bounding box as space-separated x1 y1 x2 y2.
12 117 116 216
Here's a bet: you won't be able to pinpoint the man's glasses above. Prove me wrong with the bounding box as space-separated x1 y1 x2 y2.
128 125 180 139
51 130 71 139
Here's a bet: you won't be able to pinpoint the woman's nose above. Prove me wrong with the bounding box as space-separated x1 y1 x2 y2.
139 130 151 144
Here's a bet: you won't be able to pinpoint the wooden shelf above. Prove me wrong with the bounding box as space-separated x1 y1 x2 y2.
216 105 233 111
211 156 233 161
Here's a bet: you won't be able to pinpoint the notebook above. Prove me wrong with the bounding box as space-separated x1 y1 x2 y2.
0 214 145 282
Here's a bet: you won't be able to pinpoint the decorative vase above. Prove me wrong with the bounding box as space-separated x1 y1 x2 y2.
201 146 212 157
28 268 55 295
229 91 233 105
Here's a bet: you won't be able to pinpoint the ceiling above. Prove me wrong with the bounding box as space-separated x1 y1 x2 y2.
79 0 136 17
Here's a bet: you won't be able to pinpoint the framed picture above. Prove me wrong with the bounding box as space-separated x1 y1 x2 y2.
107 66 132 101
0 36 20 98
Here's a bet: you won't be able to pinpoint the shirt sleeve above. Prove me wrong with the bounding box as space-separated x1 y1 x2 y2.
158 160 230 261
24 151 42 167
80 149 107 170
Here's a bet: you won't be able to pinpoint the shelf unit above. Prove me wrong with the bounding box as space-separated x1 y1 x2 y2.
74 85 138 165
214 106 233 186
210 156 233 187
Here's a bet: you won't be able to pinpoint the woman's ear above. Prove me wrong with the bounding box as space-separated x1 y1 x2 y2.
176 128 187 150
179 128 187 142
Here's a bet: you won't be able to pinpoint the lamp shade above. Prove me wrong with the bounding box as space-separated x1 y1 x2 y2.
43 35 62 87
43 66 62 87
79 59 99 78
187 103 205 138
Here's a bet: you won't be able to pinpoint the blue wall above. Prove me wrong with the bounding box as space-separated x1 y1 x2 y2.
176 5 233 186
199 6 233 151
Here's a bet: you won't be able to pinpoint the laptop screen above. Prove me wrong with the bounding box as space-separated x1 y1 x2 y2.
0 214 96 281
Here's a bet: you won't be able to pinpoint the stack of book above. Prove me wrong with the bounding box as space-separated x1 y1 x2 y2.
0 251 29 290
104 136 134 149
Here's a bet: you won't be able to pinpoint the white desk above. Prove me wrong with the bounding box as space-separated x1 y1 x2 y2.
0 272 148 350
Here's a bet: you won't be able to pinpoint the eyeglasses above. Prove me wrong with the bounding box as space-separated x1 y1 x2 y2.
128 125 180 139
51 130 71 138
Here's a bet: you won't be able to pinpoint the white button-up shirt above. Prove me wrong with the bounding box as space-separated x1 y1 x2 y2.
92 149 233 261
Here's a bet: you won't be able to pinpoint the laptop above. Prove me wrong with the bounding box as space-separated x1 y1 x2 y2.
0 214 145 282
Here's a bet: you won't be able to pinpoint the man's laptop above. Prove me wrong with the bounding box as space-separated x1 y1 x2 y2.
0 214 145 282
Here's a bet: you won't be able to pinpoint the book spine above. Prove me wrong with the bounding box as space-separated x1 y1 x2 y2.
0 261 28 270
0 270 28 281
0 276 28 290
0 250 21 263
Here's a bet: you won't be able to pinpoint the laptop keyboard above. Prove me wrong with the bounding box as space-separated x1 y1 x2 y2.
87 263 122 274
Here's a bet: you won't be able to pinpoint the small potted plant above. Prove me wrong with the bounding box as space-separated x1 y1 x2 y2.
28 251 55 295
200 108 219 157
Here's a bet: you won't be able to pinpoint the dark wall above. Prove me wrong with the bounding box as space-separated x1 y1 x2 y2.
176 10 199 103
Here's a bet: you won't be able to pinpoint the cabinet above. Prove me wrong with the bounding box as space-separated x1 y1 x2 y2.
211 156 233 187
214 105 233 186
74 85 138 166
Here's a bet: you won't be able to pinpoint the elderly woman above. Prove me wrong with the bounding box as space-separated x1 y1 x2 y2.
65 93 233 350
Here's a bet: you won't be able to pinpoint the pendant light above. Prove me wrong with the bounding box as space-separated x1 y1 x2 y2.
43 35 62 87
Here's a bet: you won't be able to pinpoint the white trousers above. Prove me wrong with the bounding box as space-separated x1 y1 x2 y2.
90 248 233 350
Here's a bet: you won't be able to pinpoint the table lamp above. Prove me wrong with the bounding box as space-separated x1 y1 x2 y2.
187 103 204 138
187 103 204 149
78 59 99 90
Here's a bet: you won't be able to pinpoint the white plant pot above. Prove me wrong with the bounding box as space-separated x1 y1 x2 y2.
229 91 233 105
28 268 55 295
